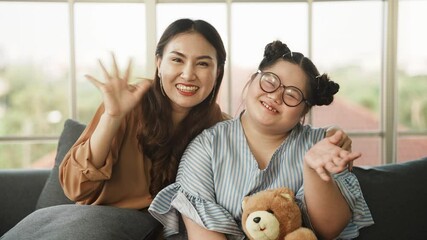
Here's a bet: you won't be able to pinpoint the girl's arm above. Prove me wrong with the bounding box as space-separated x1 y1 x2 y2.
183 216 227 240
303 131 361 239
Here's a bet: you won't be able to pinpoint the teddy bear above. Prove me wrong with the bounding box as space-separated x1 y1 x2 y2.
241 187 317 240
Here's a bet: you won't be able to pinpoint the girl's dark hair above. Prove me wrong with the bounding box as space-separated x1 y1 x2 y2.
137 19 226 196
257 40 339 109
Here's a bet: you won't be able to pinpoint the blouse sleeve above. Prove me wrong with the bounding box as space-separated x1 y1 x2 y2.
59 104 128 203
149 132 243 239
295 170 374 239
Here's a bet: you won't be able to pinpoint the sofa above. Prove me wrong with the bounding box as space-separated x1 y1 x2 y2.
1 119 427 239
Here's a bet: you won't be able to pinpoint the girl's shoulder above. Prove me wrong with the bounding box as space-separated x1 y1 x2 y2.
208 117 239 131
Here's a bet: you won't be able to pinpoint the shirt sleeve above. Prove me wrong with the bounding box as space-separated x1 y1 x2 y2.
149 131 243 239
296 170 374 239
59 104 128 203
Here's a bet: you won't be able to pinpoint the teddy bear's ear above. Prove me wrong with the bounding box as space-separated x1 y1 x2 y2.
242 197 248 210
280 193 292 200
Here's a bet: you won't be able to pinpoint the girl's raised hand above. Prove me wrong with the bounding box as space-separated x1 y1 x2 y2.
304 131 361 181
85 53 152 119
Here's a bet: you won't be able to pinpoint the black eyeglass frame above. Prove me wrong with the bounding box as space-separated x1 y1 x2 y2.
257 70 310 107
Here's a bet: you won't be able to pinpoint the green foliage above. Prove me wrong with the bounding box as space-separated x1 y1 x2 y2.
1 63 69 135
330 65 381 113
398 72 427 130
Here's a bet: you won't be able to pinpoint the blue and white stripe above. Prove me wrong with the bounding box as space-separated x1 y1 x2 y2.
149 117 374 239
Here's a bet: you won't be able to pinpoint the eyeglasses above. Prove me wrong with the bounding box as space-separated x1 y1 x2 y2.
257 70 309 107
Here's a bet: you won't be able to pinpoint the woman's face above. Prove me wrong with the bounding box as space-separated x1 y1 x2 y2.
156 32 218 113
244 60 309 134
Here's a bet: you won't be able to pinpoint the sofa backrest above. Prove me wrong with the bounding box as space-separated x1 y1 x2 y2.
353 157 427 240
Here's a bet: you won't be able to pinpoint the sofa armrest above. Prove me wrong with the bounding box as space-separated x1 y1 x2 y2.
0 169 50 236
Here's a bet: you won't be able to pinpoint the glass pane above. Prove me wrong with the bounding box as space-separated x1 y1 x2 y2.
397 0 427 163
397 0 427 132
0 2 69 136
231 2 308 116
311 1 383 132
352 137 382 166
74 3 146 124
156 3 229 112
0 142 56 169
397 136 427 163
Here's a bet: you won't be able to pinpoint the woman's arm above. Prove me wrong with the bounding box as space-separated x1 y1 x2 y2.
59 54 151 201
84 54 151 167
183 216 227 240
303 131 361 239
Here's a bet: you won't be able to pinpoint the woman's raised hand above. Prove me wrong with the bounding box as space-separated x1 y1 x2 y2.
85 53 152 119
304 131 361 181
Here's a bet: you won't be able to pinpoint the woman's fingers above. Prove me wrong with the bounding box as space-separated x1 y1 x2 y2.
111 53 120 79
85 74 103 88
98 59 110 80
123 58 133 82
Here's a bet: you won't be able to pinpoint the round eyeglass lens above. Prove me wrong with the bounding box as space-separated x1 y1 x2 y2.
260 73 280 92
283 87 303 106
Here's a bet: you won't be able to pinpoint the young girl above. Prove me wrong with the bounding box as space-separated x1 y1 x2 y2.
149 40 374 240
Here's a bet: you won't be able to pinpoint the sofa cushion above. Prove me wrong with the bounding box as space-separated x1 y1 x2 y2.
35 119 86 209
353 156 427 240
0 204 162 240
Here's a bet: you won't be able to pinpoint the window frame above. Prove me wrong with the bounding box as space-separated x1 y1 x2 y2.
0 0 425 166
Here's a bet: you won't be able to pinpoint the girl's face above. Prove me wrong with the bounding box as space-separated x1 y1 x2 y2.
156 32 218 113
244 60 309 134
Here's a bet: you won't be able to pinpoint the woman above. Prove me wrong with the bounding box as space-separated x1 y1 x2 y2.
59 18 227 208
149 40 374 240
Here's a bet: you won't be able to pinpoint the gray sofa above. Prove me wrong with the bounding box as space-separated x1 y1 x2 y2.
1 119 427 239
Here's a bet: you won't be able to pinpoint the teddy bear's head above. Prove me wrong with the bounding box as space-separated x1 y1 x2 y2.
241 187 311 240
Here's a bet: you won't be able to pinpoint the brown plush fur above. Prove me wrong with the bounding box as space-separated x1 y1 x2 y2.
242 188 317 240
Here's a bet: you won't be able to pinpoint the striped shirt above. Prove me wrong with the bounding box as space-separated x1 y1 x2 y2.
149 117 374 239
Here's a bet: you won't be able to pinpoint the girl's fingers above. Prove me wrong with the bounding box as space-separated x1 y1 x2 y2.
315 167 331 181
348 161 354 171
340 135 352 151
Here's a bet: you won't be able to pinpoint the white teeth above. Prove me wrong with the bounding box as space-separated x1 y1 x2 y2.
176 84 199 92
262 101 278 113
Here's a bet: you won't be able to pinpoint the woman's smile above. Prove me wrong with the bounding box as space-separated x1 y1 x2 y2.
176 83 199 96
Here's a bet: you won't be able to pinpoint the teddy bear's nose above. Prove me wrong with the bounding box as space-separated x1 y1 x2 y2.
253 217 261 223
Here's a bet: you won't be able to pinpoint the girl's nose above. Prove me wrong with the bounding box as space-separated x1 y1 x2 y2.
267 87 284 104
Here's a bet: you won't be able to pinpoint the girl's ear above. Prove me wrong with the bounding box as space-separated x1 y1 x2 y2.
301 104 310 117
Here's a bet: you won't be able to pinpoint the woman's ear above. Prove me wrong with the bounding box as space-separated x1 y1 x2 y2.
156 55 162 77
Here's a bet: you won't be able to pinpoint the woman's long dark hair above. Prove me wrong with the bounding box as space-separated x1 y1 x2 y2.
137 19 226 196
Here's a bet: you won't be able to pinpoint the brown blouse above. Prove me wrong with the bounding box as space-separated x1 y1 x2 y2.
59 103 229 210
59 104 153 209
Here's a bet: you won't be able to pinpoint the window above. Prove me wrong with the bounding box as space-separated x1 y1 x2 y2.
74 3 146 123
0 2 69 168
0 0 425 169
311 1 383 165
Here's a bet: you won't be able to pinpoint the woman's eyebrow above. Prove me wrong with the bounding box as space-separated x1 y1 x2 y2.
169 51 214 61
